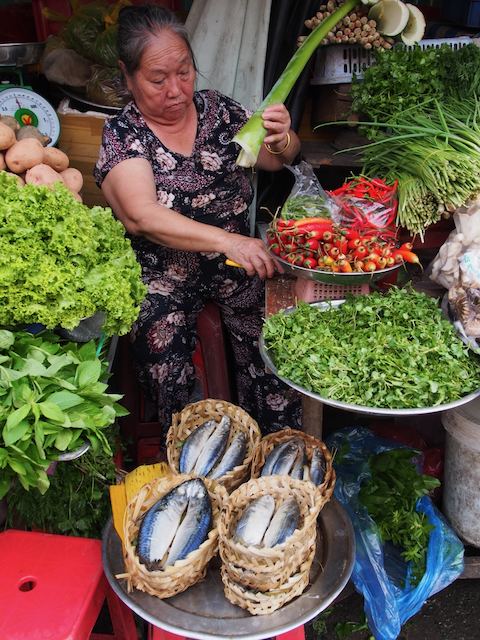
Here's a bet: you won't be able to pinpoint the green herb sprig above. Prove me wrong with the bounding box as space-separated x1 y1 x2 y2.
0 329 129 499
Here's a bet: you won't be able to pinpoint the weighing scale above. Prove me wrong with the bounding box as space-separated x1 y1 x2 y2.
0 42 61 147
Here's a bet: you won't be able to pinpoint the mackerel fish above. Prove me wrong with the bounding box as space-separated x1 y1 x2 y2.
137 479 193 570
209 430 247 480
193 415 231 477
261 439 298 477
179 419 216 474
233 494 276 547
164 478 212 567
290 441 309 480
271 440 300 476
310 446 327 486
262 496 300 548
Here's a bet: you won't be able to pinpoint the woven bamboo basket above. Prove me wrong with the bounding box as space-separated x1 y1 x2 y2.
120 473 228 599
250 429 336 499
218 475 321 591
220 545 316 615
166 398 261 492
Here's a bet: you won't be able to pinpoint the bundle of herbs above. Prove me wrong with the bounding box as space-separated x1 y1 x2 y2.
262 286 480 410
358 98 480 237
357 448 440 587
0 329 128 499
6 426 121 539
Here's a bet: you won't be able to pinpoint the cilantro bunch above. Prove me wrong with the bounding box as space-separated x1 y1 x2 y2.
0 329 129 499
350 43 480 140
0 172 147 337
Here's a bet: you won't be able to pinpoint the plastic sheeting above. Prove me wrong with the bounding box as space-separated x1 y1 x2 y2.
185 0 272 111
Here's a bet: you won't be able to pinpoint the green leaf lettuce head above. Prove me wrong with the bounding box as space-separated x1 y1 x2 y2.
0 171 147 336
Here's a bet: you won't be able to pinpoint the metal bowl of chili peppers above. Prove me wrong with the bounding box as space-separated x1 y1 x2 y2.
265 176 406 284
275 256 402 285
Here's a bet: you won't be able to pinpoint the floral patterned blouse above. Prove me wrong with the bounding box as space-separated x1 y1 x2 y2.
94 90 255 247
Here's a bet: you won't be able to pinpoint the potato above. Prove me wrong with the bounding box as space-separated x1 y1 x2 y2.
25 163 65 189
0 152 5 171
15 125 48 146
43 146 69 172
0 115 20 133
6 171 25 187
69 188 83 202
60 167 83 193
0 121 16 151
5 138 44 173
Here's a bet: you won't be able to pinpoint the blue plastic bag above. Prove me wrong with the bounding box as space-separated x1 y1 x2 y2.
325 426 464 640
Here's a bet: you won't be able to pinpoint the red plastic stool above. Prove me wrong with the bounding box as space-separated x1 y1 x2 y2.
148 625 305 640
0 529 138 640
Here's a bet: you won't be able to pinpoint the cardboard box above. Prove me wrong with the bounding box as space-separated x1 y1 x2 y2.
56 109 108 209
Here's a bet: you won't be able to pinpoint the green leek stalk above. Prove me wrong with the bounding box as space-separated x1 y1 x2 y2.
233 0 358 167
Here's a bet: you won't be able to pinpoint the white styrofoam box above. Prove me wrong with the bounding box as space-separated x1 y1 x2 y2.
312 37 474 85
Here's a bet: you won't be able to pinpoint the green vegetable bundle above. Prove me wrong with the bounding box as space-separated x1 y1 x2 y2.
0 172 146 336
358 449 440 586
262 286 480 410
0 329 128 499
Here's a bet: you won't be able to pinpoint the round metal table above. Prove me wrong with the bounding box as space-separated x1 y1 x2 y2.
102 496 355 640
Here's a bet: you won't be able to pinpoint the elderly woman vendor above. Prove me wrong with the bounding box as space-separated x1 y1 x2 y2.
95 4 302 448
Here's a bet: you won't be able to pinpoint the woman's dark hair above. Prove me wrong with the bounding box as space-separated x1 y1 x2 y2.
117 4 196 75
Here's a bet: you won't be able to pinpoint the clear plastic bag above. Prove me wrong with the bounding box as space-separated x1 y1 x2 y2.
280 161 340 220
325 426 464 640
330 176 398 242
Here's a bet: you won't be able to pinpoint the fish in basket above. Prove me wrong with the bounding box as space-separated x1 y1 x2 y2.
218 475 322 613
166 399 261 492
120 474 228 599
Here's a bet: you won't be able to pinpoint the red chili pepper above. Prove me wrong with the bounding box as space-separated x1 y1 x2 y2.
269 242 281 256
338 259 353 273
334 237 348 254
277 218 295 229
329 246 340 259
302 257 318 269
302 237 319 252
385 256 396 267
399 242 414 252
345 229 361 241
364 260 377 272
394 249 422 266
353 246 367 260
347 238 361 250
285 252 298 264
293 253 305 266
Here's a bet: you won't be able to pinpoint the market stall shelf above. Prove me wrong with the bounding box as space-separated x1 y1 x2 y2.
101 496 355 640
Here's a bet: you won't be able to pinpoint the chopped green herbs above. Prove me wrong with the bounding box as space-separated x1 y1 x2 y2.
262 286 480 409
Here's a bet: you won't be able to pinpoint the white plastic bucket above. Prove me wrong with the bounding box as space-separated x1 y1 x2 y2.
442 397 480 547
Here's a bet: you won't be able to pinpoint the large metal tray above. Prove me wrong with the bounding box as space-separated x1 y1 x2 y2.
102 496 355 640
260 300 480 417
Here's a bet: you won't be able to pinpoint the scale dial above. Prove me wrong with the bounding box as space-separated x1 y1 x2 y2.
0 87 61 146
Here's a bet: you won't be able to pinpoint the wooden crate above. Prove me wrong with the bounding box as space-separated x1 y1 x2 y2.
56 111 108 209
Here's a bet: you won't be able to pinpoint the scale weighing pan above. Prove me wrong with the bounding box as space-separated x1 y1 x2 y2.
0 43 46 68
260 300 480 417
102 496 355 640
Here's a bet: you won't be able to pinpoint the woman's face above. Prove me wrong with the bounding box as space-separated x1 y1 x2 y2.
125 29 195 125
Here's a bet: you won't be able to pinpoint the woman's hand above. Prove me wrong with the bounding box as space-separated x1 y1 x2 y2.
225 235 284 280
261 103 292 151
